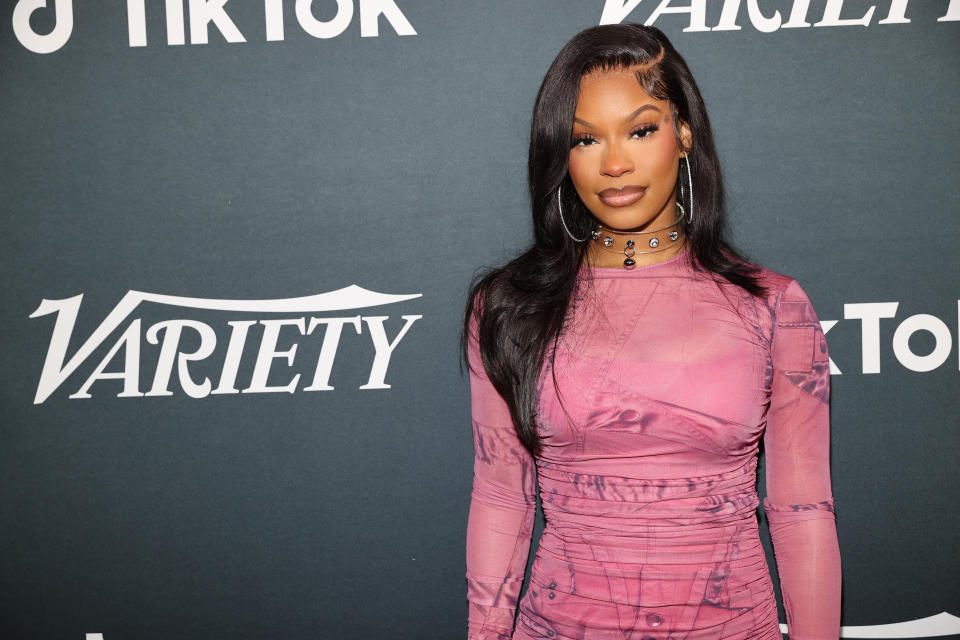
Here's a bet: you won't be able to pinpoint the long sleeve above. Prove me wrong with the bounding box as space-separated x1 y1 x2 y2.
762 279 842 639
465 312 537 639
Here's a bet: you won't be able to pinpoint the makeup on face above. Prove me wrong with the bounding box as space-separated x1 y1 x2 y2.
568 68 684 235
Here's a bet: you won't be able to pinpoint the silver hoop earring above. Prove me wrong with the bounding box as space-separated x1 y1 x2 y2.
683 154 694 223
557 184 589 243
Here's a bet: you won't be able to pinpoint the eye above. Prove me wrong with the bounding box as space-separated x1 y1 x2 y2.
571 133 597 149
631 124 659 139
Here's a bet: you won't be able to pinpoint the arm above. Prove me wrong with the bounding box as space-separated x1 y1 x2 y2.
465 312 538 640
762 279 842 640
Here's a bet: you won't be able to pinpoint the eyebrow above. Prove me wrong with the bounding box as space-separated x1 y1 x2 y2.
574 104 661 128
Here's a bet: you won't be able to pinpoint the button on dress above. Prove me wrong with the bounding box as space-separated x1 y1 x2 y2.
465 245 841 639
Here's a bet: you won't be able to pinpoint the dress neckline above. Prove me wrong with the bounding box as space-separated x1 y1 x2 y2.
579 244 692 278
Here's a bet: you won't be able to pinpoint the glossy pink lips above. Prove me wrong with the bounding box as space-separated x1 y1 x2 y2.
598 185 646 207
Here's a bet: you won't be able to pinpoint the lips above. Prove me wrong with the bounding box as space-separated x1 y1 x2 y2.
598 185 646 207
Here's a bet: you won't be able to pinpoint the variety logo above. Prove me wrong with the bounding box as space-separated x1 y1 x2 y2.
600 0 959 30
12 0 416 54
30 286 422 404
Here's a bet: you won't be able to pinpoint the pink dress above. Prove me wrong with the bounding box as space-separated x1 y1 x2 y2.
465 245 841 640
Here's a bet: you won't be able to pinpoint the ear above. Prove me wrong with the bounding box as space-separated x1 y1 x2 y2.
678 119 693 157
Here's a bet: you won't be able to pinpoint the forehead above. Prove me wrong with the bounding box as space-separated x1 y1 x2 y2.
575 66 667 112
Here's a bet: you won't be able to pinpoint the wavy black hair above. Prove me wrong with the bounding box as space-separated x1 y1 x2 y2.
462 24 767 455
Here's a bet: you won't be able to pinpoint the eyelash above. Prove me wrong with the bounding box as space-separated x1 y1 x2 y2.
571 124 659 148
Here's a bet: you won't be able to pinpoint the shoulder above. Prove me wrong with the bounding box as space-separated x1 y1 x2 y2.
707 248 797 300
740 259 795 297
743 265 826 361
727 259 822 349
736 259 809 310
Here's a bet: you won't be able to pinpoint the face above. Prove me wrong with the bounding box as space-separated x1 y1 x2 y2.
568 66 692 233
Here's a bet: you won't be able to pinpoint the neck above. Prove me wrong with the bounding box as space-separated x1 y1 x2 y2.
585 208 688 269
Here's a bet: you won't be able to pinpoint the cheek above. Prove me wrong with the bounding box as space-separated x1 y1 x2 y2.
568 151 585 178
645 136 679 178
567 151 591 192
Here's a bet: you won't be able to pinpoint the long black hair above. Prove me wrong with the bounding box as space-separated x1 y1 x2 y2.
461 24 767 455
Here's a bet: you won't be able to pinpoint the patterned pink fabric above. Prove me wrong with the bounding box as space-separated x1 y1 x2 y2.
466 245 841 639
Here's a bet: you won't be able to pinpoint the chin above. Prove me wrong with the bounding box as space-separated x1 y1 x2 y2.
599 213 657 231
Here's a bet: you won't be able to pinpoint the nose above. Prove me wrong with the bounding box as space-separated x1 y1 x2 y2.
601 141 633 177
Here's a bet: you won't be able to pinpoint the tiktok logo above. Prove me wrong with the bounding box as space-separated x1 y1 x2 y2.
11 0 416 54
12 0 74 54
824 302 960 374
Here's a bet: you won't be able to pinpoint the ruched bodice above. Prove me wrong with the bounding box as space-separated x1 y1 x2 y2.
466 246 841 640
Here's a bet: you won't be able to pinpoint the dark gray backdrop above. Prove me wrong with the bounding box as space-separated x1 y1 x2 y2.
2 1 958 638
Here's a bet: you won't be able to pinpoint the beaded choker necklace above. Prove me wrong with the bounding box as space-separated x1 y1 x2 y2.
589 206 685 269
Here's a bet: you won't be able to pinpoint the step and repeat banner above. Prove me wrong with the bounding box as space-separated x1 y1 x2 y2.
2 1 958 638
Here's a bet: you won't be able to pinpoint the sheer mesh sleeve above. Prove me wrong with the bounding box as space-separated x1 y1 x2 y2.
465 312 537 639
762 279 842 639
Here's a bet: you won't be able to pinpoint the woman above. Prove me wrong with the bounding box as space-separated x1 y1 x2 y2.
461 23 841 640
